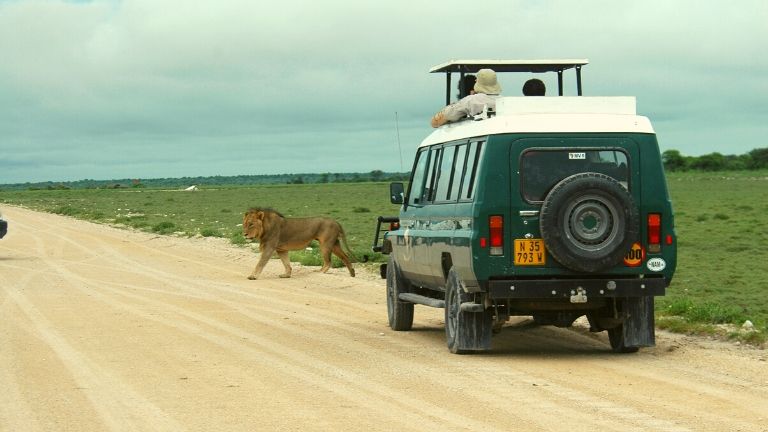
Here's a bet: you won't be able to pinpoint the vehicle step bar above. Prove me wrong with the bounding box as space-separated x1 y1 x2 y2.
398 293 444 308
398 293 486 312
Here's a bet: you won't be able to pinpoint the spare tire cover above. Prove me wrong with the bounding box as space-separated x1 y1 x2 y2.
540 172 639 273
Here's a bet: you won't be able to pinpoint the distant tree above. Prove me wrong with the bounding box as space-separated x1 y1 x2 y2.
662 150 687 171
369 170 385 181
747 147 768 169
690 152 727 171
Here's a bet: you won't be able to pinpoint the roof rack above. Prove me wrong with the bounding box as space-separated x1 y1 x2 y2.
430 59 589 105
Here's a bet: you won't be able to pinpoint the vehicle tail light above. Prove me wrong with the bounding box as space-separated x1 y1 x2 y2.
647 213 661 253
390 221 400 231
489 215 503 256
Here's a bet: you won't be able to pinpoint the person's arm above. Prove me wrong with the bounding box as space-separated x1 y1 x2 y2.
429 98 470 128
431 111 447 128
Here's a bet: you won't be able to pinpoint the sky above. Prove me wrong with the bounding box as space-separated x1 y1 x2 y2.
1 0 766 184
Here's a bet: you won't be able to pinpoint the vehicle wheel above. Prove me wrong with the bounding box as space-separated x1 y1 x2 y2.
444 267 492 353
386 256 414 331
540 172 639 273
608 325 640 353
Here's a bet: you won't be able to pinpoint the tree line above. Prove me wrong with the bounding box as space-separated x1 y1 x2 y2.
0 171 410 191
663 147 768 172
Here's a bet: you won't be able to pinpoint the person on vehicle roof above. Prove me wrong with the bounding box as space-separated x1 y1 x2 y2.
457 74 477 100
430 68 501 128
522 78 546 96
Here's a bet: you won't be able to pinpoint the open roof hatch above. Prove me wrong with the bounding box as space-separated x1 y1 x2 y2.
430 59 589 105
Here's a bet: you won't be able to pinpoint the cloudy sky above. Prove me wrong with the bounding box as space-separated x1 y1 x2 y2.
1 0 766 184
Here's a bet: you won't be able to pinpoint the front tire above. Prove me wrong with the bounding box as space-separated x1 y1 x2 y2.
444 267 492 353
386 256 414 331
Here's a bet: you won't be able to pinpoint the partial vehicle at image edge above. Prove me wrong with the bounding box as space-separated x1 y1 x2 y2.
0 211 7 240
373 59 677 354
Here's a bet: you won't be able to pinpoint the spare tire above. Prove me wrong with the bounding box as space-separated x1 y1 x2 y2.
540 172 639 273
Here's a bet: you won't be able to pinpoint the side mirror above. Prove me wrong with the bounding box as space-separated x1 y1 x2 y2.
389 182 404 204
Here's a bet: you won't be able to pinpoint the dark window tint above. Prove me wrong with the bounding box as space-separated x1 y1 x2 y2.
521 149 629 201
459 141 484 200
447 144 468 201
434 145 458 202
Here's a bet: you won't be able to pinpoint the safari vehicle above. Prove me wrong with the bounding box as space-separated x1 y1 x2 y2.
373 59 677 354
0 211 7 239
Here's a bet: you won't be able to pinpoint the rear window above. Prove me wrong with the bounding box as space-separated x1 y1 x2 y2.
521 149 629 202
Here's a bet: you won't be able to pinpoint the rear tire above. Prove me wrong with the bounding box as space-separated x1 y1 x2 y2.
444 267 492 353
608 325 640 353
386 256 414 331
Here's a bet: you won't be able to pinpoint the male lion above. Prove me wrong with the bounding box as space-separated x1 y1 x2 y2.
243 208 355 280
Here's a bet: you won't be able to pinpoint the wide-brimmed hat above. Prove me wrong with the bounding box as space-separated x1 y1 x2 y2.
474 69 502 94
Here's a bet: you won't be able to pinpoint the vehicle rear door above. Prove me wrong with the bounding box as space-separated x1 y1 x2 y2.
511 137 640 274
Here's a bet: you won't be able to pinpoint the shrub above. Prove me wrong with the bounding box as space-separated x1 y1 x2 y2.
152 221 176 234
200 227 223 237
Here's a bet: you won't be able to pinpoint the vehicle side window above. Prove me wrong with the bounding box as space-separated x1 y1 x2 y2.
433 145 458 202
459 141 484 200
407 148 430 205
447 144 467 201
423 147 441 202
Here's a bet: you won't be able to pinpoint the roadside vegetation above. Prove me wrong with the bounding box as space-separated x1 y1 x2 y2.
2 165 766 345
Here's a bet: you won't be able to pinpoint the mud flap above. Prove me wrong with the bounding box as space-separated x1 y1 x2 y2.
456 310 493 351
622 296 656 347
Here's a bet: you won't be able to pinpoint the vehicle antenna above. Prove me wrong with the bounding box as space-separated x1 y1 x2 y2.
395 111 403 172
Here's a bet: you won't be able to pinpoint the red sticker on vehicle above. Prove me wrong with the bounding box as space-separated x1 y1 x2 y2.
623 242 644 267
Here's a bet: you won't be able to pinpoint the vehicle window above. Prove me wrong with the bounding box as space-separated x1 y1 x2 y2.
521 149 629 202
423 147 441 202
459 141 484 200
433 145 458 202
407 148 430 205
447 144 468 201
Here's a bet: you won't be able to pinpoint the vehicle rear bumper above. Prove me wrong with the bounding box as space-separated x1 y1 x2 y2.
487 277 667 300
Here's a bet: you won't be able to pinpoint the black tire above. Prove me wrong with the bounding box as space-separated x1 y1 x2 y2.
608 297 654 353
444 267 492 354
540 172 639 273
386 256 414 331
608 325 640 353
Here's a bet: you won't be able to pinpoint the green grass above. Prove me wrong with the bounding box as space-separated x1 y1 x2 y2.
2 172 767 343
0 182 401 262
659 170 768 343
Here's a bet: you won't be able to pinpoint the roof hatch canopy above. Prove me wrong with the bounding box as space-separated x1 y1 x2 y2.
431 59 589 105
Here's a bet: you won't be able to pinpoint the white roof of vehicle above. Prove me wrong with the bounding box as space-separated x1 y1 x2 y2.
430 59 589 73
421 96 654 147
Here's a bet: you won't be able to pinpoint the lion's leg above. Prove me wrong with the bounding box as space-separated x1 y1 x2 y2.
277 250 292 278
332 243 355 277
248 246 274 280
319 241 333 273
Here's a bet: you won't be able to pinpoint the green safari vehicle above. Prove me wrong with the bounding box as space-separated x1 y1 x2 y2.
373 59 677 353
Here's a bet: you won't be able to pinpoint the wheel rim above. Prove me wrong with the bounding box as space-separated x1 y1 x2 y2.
563 194 621 252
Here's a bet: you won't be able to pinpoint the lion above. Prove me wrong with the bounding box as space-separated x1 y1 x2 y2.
242 207 355 280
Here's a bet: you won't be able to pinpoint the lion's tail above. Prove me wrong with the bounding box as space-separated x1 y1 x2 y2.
339 227 369 263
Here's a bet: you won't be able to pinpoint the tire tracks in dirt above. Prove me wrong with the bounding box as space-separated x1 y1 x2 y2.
2 206 767 432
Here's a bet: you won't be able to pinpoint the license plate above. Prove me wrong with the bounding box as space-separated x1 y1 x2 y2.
514 239 546 265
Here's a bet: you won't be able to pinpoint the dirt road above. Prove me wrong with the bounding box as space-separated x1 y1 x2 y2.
0 206 766 432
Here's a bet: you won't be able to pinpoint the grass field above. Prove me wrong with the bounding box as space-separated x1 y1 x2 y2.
657 171 768 343
2 171 767 342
